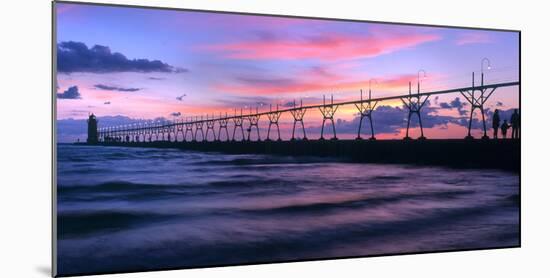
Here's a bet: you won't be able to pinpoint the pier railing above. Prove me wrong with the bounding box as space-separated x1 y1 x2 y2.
97 73 519 143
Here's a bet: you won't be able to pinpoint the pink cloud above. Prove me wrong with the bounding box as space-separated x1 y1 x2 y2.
215 73 418 95
456 32 492 45
201 31 439 61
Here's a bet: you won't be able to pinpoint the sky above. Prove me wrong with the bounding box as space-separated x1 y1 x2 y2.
55 2 520 142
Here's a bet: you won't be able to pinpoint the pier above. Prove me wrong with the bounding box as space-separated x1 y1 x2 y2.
86 70 520 172
94 81 519 143
92 139 520 172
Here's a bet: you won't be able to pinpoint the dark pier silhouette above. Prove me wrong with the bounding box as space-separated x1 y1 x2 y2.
92 139 520 172
84 69 520 172
95 81 519 141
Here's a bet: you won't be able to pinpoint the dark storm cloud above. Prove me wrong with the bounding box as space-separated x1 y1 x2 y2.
94 84 141 92
439 97 468 115
57 41 188 73
440 102 452 109
57 86 81 99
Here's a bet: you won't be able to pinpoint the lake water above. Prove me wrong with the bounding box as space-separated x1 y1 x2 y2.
56 144 519 276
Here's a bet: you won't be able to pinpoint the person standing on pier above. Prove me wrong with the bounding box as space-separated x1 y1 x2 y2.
500 120 511 139
492 109 501 139
511 109 520 139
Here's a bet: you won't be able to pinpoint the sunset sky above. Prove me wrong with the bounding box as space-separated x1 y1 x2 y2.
55 2 519 141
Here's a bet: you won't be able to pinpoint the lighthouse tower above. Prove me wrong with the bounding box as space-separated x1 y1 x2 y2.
87 113 98 144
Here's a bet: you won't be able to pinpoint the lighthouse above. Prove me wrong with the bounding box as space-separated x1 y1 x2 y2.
87 113 98 144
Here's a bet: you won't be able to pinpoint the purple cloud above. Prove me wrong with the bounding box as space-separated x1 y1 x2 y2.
439 97 468 115
57 86 81 99
57 41 188 73
94 84 141 92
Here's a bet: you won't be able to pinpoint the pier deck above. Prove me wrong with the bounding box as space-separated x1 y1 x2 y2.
89 139 520 172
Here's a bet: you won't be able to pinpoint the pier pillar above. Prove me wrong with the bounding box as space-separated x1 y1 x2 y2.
247 107 261 141
232 109 245 142
266 104 282 141
319 95 339 140
162 128 166 141
401 82 429 140
355 89 378 140
184 120 194 142
461 72 496 140
152 125 158 141
145 123 152 142
175 120 184 142
217 112 230 142
194 116 205 142
137 125 144 142
205 115 216 142
290 99 307 141
167 123 175 142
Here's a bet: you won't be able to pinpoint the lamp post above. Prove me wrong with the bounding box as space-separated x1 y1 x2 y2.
481 57 491 86
403 70 427 141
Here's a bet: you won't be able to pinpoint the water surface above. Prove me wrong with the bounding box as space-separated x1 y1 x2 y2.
56 144 519 275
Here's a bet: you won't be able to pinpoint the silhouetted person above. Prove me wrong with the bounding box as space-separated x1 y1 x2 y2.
501 120 510 139
511 109 520 139
492 109 501 139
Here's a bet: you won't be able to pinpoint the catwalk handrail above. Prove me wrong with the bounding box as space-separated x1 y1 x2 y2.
101 81 519 132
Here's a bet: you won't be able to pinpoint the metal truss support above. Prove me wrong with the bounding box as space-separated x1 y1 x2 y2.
355 89 378 140
99 79 518 145
139 126 143 142
184 119 194 142
194 116 205 142
159 125 165 141
150 126 155 142
175 121 184 142
168 122 176 142
319 95 339 140
144 125 151 142
205 115 216 142
401 82 429 140
246 107 261 141
165 128 170 141
290 99 308 141
123 126 129 142
461 72 496 140
232 109 245 141
217 112 229 142
155 127 161 141
266 104 282 141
